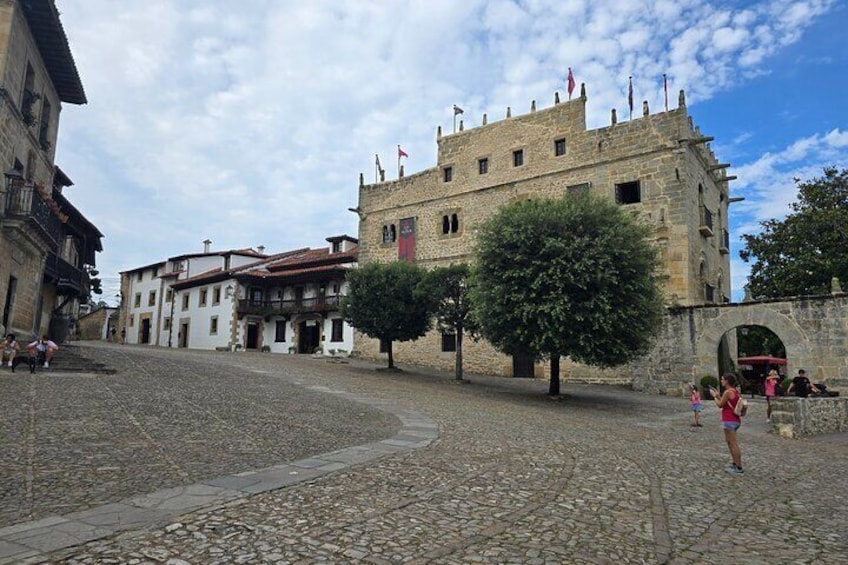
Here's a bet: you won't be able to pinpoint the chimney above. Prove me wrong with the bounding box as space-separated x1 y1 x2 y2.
257 245 266 255
202 239 212 253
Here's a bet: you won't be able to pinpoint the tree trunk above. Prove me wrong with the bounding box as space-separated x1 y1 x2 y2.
548 354 560 396
387 340 394 369
455 328 464 381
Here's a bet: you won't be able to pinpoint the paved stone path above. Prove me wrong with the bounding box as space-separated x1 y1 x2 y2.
1 343 846 564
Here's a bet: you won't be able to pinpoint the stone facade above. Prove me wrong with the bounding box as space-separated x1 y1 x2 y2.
633 293 848 394
771 397 848 438
355 90 732 377
0 1 98 342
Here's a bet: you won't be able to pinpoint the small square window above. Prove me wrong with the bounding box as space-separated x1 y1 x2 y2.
478 158 488 174
148 291 156 307
136 272 143 282
615 181 641 204
199 288 208 307
134 293 141 308
513 149 524 167
163 317 171 330
182 294 189 310
210 316 218 335
166 288 173 303
212 286 221 305
555 138 566 156
443 166 453 182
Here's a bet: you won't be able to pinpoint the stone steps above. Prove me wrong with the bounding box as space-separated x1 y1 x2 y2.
13 344 116 374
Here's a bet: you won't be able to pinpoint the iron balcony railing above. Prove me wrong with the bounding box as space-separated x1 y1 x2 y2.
237 295 342 317
4 184 62 245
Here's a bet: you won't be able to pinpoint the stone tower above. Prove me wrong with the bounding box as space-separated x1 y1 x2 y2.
355 89 734 378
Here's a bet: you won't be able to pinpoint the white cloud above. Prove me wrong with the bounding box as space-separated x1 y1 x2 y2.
51 0 840 303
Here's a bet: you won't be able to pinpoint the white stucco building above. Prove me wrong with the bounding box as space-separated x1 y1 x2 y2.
119 236 358 354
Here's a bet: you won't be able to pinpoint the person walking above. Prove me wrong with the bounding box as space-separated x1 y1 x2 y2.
711 373 744 475
764 369 780 422
689 384 703 427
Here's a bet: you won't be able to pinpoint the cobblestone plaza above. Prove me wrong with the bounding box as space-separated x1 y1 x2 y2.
1 343 846 563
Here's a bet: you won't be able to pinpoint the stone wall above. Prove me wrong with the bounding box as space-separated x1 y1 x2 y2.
633 293 848 394
770 397 848 438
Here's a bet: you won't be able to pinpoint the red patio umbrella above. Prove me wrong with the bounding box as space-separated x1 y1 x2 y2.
736 355 787 365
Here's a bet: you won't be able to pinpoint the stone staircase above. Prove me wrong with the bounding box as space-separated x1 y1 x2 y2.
24 344 116 374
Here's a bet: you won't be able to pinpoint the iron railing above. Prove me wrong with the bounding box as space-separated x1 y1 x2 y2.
44 251 86 295
4 184 62 245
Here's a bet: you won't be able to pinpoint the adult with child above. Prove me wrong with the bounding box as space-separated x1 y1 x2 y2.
2 333 20 370
711 373 744 475
26 335 58 369
764 369 781 422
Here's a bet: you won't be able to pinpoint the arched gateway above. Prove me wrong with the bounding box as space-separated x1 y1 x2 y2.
632 293 848 394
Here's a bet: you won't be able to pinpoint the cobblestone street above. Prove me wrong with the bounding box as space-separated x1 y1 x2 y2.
1 343 846 564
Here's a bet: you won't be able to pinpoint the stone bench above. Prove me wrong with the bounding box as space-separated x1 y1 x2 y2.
771 397 848 438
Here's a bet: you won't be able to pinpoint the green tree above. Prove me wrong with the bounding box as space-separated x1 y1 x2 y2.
740 167 848 298
472 194 665 395
424 263 477 381
341 261 436 370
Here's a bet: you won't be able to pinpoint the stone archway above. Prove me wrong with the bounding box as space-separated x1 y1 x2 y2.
695 307 814 380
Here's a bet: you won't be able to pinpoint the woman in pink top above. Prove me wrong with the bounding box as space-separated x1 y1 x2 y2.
764 369 780 422
711 373 743 475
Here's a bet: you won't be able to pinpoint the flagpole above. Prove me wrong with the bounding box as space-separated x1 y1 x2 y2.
663 74 668 112
375 154 379 183
628 76 633 121
397 145 400 178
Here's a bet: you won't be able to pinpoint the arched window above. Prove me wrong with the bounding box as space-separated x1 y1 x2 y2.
451 213 459 233
442 215 450 234
389 224 397 242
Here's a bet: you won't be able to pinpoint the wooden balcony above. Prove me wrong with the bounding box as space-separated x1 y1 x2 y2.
44 251 87 296
237 295 342 318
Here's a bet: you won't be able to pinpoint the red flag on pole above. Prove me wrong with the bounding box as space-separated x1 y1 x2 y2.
398 145 408 159
567 67 575 99
628 76 634 119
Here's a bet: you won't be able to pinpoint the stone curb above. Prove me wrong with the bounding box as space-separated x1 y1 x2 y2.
0 378 438 564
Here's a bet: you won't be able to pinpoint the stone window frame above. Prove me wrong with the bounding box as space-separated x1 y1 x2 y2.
147 290 156 307
614 180 641 204
478 156 490 175
199 288 208 307
442 165 454 183
554 137 567 157
210 315 219 335
512 147 525 167
381 223 398 246
439 208 463 239
181 294 190 311
134 292 141 308
163 317 171 331
212 285 221 306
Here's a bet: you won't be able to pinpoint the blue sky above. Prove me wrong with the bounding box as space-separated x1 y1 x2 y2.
53 0 847 305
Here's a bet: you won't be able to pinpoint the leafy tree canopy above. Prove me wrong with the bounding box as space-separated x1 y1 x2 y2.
341 260 436 368
423 263 477 380
740 167 848 299
471 193 665 374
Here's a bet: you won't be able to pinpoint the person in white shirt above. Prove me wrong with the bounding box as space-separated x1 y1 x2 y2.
27 335 58 369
